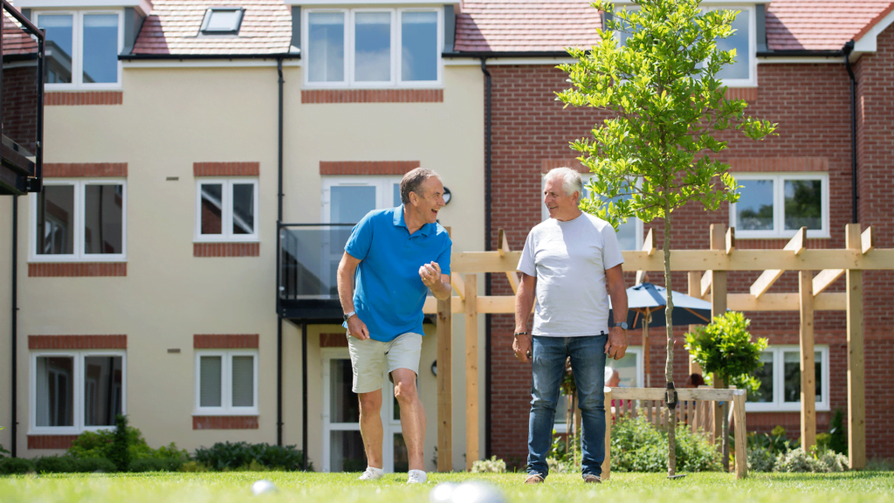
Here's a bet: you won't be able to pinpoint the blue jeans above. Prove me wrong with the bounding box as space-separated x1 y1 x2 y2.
527 335 607 479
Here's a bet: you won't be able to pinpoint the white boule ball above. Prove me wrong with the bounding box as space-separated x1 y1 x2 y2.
450 481 506 503
251 480 278 496
429 482 459 503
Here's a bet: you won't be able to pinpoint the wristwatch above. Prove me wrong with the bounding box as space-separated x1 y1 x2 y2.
343 311 356 323
615 321 629 330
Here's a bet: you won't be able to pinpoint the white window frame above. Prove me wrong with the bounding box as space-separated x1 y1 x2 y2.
194 349 259 416
613 4 756 87
730 172 830 239
29 350 126 435
541 174 644 251
194 178 260 242
321 348 403 472
321 175 402 223
34 9 124 90
303 7 442 89
746 344 830 413
554 347 643 433
29 179 127 262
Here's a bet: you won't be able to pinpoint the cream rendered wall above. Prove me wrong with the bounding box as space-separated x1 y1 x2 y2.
0 196 16 455
16 66 283 457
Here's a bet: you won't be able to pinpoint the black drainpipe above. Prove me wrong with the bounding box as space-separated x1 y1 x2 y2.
11 195 18 457
480 57 493 458
301 322 308 471
843 40 859 224
276 57 285 447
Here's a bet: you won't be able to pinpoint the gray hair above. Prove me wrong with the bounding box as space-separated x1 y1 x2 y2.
543 167 583 203
400 167 441 204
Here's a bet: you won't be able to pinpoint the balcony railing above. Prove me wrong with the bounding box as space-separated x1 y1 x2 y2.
278 223 354 320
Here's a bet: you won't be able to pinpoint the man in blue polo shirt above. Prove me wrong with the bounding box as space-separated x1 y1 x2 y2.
337 168 452 484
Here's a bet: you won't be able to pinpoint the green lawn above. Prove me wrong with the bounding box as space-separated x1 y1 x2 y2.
0 471 892 503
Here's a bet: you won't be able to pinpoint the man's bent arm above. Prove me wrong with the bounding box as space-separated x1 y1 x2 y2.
514 273 537 333
337 252 361 314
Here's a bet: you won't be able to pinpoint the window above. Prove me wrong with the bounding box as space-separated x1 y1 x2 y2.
304 8 441 87
200 8 244 35
746 345 829 412
195 350 258 414
31 351 125 434
321 349 406 472
322 176 401 224
555 348 642 433
541 174 644 251
30 180 126 261
196 179 259 241
730 173 829 238
35 11 122 88
615 5 756 87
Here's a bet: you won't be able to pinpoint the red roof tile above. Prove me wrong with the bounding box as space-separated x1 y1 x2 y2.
3 10 39 56
767 0 894 51
455 0 602 52
132 0 292 56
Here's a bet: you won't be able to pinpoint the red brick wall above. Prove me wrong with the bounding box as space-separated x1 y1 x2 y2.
193 242 260 257
486 43 893 460
45 91 123 106
301 89 443 104
193 334 259 349
29 334 127 349
29 262 127 277
193 162 260 177
43 162 127 178
193 416 259 430
1 66 40 154
320 161 420 175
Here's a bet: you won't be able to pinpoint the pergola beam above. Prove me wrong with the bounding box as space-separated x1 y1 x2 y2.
498 229 521 293
636 229 656 284
813 269 845 295
749 228 806 298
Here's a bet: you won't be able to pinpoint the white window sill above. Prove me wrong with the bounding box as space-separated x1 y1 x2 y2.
193 409 259 416
746 405 831 413
193 237 260 243
28 257 127 263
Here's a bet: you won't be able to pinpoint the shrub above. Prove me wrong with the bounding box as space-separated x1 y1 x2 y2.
547 431 581 474
0 457 35 475
107 414 132 472
815 450 849 473
34 456 76 473
775 448 822 473
193 442 313 472
129 457 184 473
179 461 210 472
610 416 722 473
829 408 848 455
747 446 776 472
471 456 506 473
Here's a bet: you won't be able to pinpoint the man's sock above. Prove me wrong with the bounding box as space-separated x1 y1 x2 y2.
368 466 385 477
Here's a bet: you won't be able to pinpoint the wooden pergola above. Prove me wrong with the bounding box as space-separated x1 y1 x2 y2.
423 223 893 474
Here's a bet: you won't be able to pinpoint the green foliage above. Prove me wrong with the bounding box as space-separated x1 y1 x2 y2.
685 311 768 394
129 457 186 473
829 408 848 455
610 416 722 473
747 426 799 455
747 446 776 472
108 414 132 472
471 456 507 473
548 430 582 473
0 457 34 475
193 442 313 472
178 460 211 472
558 0 777 232
69 420 188 472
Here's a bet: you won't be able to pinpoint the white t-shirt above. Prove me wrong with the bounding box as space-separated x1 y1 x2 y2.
517 212 624 337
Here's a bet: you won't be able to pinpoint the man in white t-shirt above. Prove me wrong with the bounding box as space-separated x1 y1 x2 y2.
513 167 629 484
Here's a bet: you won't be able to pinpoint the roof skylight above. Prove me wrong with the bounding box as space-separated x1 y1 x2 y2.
200 7 244 35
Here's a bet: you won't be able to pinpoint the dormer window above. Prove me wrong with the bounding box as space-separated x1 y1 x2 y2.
303 8 441 88
200 7 244 35
35 11 123 88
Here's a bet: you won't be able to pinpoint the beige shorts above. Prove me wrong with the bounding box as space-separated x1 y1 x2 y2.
346 332 422 394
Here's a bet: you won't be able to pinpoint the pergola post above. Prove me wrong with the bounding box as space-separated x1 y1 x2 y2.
464 274 479 470
799 270 816 451
687 271 703 376
845 224 866 469
709 225 728 447
436 295 453 471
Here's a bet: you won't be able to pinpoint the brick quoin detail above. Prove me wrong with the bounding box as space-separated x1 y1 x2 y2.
728 157 829 172
193 243 260 257
44 163 127 177
320 333 348 347
194 334 259 349
29 263 127 277
193 416 259 430
46 92 123 106
301 89 443 104
29 335 127 350
320 161 421 175
193 162 260 177
28 435 79 450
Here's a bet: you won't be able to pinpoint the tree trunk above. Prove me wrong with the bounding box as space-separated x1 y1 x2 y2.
664 209 676 477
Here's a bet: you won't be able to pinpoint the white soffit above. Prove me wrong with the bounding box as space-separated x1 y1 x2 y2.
16 0 153 16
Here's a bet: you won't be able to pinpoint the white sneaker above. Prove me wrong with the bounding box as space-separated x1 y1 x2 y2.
407 470 427 484
358 466 384 481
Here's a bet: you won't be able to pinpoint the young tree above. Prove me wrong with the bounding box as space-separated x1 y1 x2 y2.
557 0 777 476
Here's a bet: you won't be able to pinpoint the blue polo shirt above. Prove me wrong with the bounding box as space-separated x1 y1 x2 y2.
345 206 452 342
